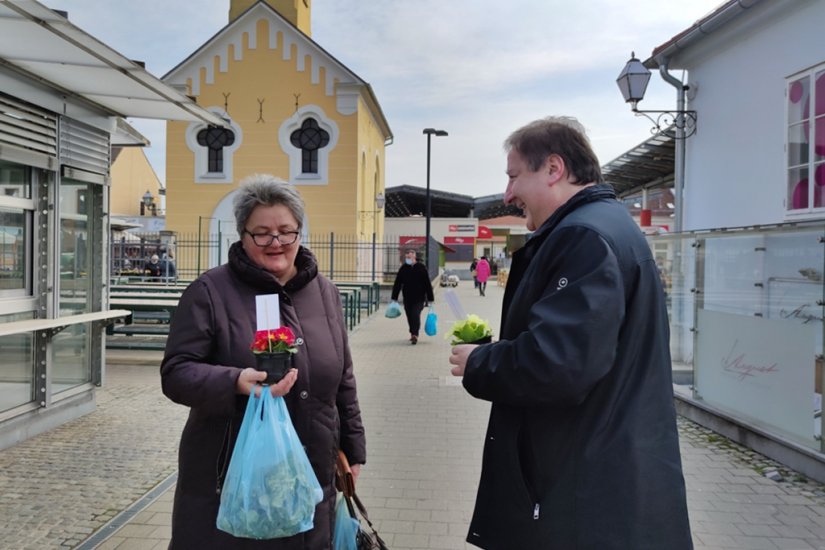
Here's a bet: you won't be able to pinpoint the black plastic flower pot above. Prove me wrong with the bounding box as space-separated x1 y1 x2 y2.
254 352 292 384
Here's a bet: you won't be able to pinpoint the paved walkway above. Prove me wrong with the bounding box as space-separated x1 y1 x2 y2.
1 281 824 549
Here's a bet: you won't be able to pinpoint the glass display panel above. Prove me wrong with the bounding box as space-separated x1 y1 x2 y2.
0 312 34 413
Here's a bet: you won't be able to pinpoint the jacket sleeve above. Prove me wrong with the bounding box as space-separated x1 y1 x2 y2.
160 279 241 416
327 284 367 465
391 266 403 301
462 228 625 407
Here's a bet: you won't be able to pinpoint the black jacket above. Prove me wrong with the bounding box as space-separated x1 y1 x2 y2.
161 243 365 549
391 262 434 304
462 184 692 549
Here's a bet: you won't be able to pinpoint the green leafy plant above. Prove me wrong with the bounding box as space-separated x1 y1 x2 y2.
445 314 493 345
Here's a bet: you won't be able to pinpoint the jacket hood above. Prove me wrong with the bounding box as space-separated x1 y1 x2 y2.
227 241 318 293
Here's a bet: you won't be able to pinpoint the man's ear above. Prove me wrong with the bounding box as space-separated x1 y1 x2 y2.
545 154 565 184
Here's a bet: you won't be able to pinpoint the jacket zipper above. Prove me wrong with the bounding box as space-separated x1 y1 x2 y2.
533 502 540 520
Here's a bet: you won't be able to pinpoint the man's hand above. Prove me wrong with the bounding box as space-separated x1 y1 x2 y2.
448 344 478 377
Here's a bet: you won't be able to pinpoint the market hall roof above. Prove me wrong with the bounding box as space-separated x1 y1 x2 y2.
0 0 225 126
384 185 524 221
600 132 675 197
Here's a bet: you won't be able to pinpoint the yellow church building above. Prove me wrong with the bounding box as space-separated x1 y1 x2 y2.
162 0 392 274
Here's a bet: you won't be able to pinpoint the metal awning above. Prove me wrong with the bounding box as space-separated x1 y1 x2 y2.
601 132 675 196
0 0 225 126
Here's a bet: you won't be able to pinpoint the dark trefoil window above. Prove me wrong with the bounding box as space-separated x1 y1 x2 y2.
197 126 236 173
290 118 330 174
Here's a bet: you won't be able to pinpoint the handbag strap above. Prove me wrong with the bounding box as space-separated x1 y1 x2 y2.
347 492 388 550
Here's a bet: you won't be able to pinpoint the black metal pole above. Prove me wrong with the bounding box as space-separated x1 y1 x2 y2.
425 132 432 270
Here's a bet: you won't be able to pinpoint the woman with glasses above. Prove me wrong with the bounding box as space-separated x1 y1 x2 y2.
161 174 366 549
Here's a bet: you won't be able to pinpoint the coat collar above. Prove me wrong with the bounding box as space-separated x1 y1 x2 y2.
527 183 616 247
228 241 318 293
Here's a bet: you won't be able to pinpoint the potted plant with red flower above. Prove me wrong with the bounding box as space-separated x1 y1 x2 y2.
251 327 302 384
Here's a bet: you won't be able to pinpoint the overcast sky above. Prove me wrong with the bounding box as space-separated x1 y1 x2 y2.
49 0 722 198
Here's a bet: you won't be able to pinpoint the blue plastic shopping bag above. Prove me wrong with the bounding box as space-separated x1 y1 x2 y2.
424 306 437 336
332 493 359 550
217 388 323 539
384 301 402 318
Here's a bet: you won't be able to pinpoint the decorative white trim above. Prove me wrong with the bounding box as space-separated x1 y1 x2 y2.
278 105 338 185
185 108 243 184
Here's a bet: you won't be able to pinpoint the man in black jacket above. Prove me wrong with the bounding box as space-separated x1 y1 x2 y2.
448 117 692 549
391 249 434 344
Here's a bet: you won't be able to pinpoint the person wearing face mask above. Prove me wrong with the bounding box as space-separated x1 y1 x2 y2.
161 174 365 549
390 249 435 344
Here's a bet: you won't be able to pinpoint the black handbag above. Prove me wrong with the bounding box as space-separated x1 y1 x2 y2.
336 450 389 550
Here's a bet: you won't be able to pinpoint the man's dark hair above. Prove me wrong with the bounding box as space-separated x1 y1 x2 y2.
504 116 602 185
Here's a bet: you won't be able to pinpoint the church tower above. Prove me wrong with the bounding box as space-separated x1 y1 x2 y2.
229 0 311 35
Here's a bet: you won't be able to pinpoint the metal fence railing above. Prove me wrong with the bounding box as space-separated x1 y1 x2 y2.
110 232 426 283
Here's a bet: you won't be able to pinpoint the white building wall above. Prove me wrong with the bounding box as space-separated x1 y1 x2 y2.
673 0 825 230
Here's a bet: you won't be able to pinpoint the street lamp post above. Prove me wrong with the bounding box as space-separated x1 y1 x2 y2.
423 128 448 272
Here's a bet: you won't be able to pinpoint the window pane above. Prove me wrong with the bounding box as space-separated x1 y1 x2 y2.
788 123 809 167
815 161 825 208
0 312 35 413
56 179 91 392
0 159 31 199
52 324 89 393
0 207 26 291
816 116 825 162
816 70 825 117
788 166 809 210
789 76 810 124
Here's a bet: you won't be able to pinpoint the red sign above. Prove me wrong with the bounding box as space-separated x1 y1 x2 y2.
444 236 475 245
448 224 476 232
477 225 493 239
399 236 424 246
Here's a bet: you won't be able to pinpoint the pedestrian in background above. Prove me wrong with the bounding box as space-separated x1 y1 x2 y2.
469 257 479 289
390 249 434 345
475 255 491 296
448 116 692 549
144 254 161 280
161 174 366 549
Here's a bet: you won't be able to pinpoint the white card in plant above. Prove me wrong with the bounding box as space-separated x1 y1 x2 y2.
444 289 467 320
256 294 280 330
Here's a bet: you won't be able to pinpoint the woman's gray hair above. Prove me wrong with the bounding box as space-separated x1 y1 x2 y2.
232 174 305 237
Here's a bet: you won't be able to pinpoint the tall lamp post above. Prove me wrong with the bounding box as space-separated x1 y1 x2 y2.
423 128 448 271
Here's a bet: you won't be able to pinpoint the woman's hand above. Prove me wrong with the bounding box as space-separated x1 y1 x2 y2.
236 368 298 396
351 463 361 484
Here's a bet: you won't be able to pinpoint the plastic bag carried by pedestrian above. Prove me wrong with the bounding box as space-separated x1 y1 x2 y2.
424 306 437 336
384 301 401 319
216 387 323 540
332 493 359 550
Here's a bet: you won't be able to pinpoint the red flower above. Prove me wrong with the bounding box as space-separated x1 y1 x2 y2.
251 327 299 354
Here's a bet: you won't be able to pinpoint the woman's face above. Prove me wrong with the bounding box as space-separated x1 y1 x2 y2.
241 203 301 282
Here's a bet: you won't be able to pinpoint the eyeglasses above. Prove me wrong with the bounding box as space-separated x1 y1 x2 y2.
244 229 300 247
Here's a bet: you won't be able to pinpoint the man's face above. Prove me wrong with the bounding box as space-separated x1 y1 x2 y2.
503 149 553 231
405 251 416 263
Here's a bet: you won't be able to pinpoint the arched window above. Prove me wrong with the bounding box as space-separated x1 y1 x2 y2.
196 126 236 173
279 106 338 185
185 111 242 184
289 118 330 174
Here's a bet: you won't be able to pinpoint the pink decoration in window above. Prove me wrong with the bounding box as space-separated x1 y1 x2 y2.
792 179 808 209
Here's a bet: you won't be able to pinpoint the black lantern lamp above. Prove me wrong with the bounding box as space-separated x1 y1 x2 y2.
140 190 156 216
617 52 696 138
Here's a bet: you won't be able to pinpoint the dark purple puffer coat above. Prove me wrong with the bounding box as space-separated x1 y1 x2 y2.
161 243 365 549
